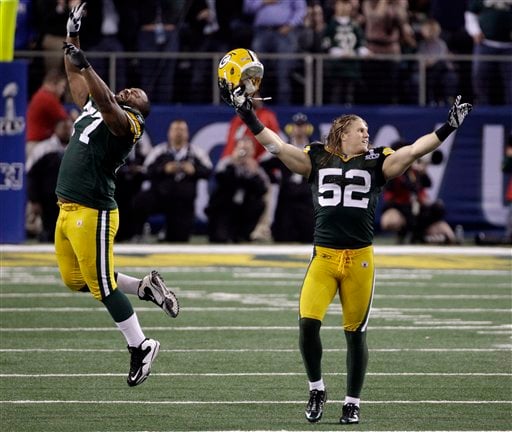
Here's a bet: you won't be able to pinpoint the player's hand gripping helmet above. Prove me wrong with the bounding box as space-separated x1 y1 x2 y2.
218 48 264 108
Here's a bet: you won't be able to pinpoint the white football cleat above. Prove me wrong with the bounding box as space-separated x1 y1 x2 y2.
138 271 179 318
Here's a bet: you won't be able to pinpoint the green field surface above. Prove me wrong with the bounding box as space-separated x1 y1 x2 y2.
1 246 511 431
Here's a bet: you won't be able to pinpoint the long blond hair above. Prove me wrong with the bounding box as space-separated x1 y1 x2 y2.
325 114 362 155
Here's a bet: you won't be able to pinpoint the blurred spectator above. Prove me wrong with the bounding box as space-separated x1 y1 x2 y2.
321 0 370 105
114 132 153 242
244 0 307 105
349 0 365 27
26 69 68 157
78 0 139 92
34 0 80 74
136 0 185 103
206 137 269 243
430 0 473 100
25 118 72 242
261 112 314 243
380 141 456 244
299 1 326 52
222 96 281 160
186 0 233 103
465 1 512 105
132 120 213 242
361 0 416 104
222 97 281 241
417 18 458 106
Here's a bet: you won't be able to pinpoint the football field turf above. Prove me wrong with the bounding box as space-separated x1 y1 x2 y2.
1 245 511 432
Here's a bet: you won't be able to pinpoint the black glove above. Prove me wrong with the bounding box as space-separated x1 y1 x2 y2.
63 42 90 70
219 79 234 107
236 97 264 136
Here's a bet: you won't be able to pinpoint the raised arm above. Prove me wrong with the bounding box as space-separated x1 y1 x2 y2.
64 2 88 108
236 101 312 177
63 1 132 137
382 96 472 180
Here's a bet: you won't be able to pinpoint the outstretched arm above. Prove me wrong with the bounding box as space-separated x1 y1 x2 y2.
63 43 132 137
63 2 131 137
382 96 472 180
64 2 88 108
236 101 312 177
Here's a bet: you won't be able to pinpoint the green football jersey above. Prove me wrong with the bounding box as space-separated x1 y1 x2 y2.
307 143 394 249
56 98 144 210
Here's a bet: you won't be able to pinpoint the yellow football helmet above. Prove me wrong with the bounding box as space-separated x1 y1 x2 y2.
218 48 264 106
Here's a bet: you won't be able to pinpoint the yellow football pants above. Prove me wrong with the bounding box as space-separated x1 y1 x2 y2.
299 245 375 331
55 202 118 301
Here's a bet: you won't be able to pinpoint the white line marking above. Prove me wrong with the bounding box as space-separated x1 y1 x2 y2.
0 292 510 299
3 266 510 276
2 243 511 256
1 372 510 378
1 399 510 405
1 307 510 313
1 325 511 332
94 430 512 432
1 348 509 353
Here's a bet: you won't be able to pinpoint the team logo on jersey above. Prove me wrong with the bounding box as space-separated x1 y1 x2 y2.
0 82 25 136
365 149 379 160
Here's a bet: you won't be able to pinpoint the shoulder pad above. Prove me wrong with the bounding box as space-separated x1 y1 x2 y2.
305 141 325 153
121 105 145 142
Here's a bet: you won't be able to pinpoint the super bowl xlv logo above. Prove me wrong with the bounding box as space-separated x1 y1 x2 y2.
0 82 25 136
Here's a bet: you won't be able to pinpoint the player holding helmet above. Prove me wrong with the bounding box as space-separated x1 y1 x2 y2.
218 48 266 107
220 67 472 424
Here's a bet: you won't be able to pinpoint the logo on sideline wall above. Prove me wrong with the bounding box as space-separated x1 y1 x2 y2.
0 162 23 190
0 82 25 136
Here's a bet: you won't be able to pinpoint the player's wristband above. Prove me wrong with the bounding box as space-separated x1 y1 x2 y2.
67 32 79 38
435 122 456 141
237 108 265 135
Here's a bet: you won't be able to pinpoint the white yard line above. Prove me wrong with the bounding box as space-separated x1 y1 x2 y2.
0 292 510 299
1 372 510 378
2 243 511 256
1 348 509 353
0 307 510 313
1 325 511 332
1 399 510 404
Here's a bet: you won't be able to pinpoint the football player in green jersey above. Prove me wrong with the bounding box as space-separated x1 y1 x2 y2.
54 2 179 387
229 91 471 424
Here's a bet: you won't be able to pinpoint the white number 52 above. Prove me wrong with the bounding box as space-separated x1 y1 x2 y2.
318 168 371 209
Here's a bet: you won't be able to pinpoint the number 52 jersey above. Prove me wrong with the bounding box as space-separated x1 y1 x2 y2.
306 142 394 249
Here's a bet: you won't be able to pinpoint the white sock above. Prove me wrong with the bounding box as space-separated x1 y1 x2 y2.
344 396 360 406
116 313 146 347
308 379 325 391
116 272 141 296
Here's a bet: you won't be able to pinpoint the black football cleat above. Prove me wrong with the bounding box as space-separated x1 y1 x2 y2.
340 403 360 424
305 389 327 423
127 338 160 387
